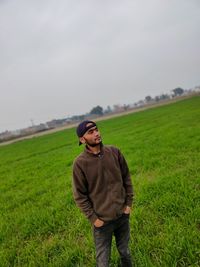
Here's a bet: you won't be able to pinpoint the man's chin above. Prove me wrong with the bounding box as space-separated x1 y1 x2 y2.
88 141 102 147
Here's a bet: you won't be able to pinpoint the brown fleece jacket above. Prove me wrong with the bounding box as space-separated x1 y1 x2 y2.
72 145 134 223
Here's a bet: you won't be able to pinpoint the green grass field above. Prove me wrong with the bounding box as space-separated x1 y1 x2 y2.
0 96 200 267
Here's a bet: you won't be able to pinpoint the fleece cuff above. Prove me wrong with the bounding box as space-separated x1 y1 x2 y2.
88 212 98 224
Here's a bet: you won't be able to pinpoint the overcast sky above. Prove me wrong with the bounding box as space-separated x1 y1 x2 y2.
0 0 200 132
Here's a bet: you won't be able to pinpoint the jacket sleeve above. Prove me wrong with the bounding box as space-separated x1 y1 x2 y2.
72 160 98 224
117 149 134 207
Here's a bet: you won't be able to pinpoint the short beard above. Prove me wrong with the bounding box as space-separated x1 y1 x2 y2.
85 140 102 147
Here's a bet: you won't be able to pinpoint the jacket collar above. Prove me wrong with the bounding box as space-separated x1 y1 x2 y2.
84 143 104 157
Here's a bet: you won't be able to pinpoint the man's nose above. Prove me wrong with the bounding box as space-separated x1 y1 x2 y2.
94 131 99 137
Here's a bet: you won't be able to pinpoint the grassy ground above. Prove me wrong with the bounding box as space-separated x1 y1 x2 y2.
0 96 199 266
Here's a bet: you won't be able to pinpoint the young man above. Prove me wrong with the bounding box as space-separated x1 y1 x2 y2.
72 120 134 267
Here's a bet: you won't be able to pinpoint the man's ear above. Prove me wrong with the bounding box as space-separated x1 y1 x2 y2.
80 137 86 144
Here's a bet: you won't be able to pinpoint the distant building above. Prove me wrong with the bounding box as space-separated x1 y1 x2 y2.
0 130 13 141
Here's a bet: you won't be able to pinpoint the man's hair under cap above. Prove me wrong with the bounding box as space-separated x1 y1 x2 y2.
76 120 97 145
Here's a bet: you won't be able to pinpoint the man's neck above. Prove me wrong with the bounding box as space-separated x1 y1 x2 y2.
86 144 101 154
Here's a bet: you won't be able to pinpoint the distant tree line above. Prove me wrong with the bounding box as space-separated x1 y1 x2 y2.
1 85 199 142
89 87 186 116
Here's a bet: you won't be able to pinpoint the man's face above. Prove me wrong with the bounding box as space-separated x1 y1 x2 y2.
80 123 102 147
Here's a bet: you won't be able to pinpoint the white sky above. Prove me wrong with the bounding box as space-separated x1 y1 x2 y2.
0 0 200 132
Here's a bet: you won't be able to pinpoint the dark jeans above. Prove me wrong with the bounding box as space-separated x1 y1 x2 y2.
93 213 132 267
